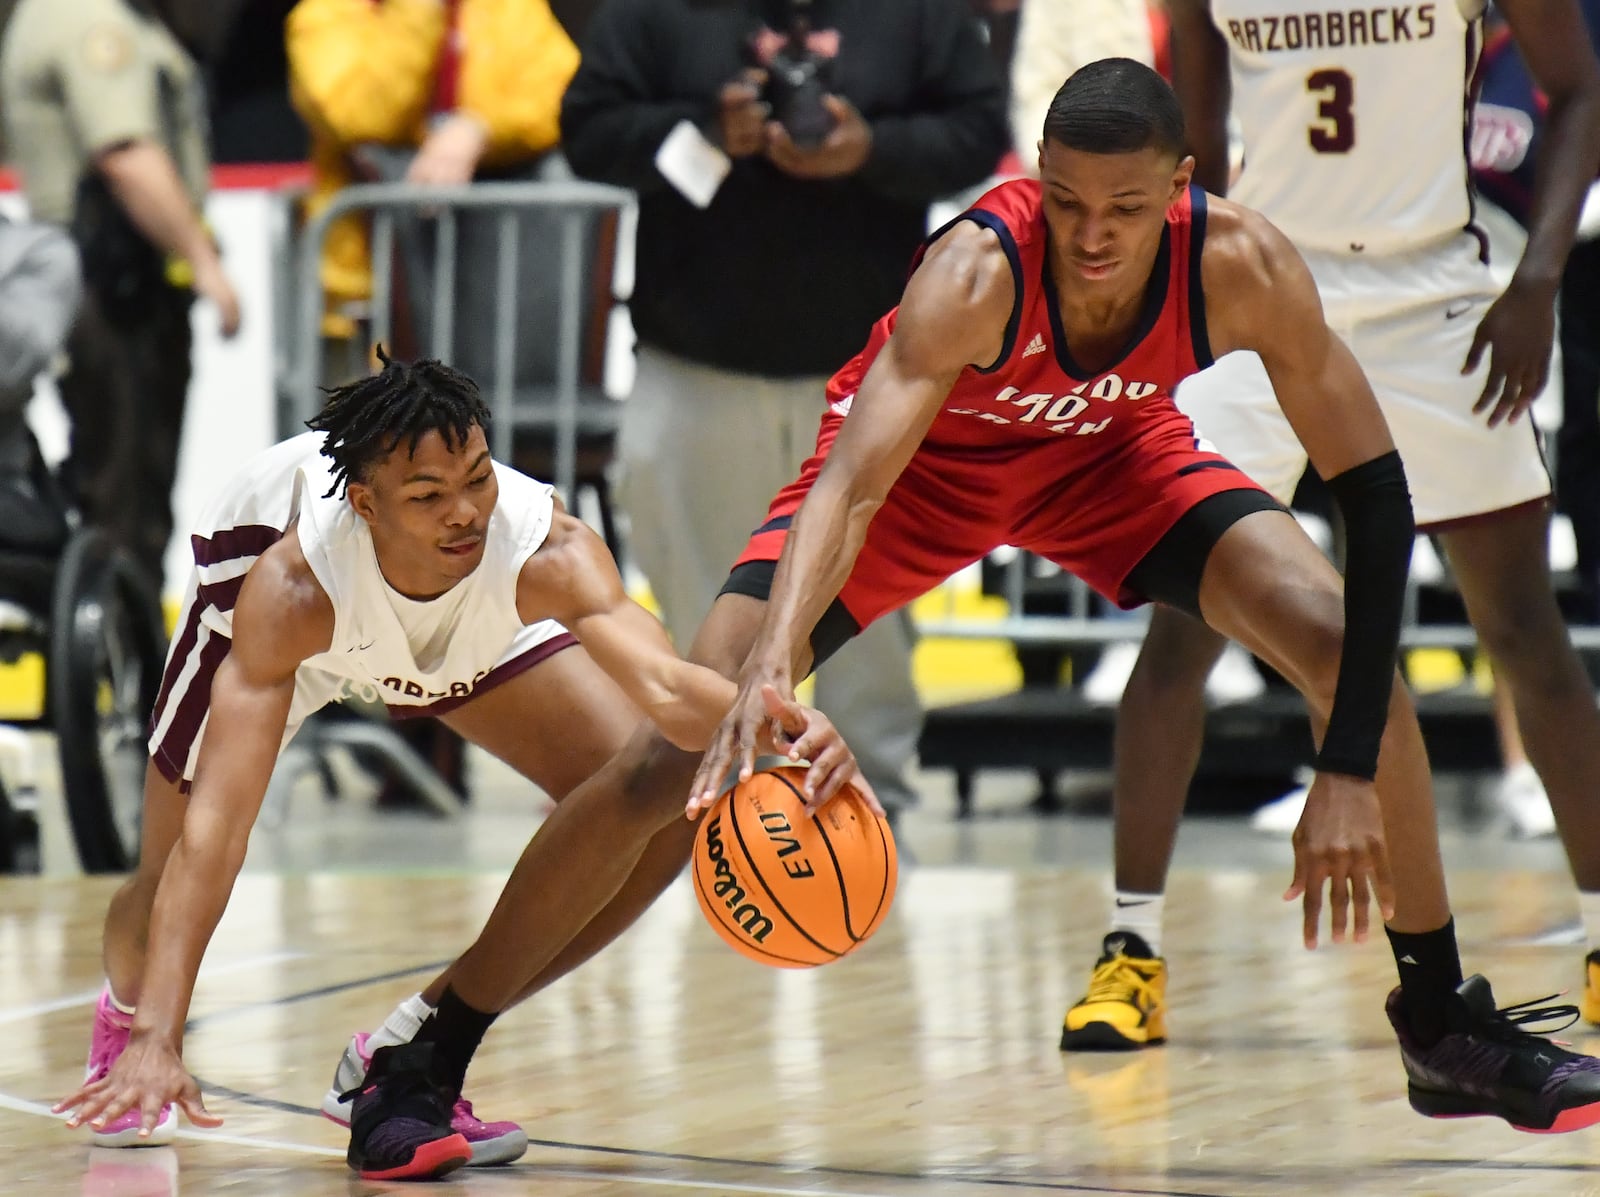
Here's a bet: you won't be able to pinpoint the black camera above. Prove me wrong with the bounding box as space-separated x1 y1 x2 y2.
755 0 837 150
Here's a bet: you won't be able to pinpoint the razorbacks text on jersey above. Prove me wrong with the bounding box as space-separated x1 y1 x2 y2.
825 178 1214 453
1212 0 1483 254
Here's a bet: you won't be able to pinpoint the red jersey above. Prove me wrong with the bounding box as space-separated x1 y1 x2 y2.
824 178 1214 455
735 178 1266 623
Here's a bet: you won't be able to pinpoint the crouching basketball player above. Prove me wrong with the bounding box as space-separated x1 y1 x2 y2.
52 353 865 1179
310 59 1600 1167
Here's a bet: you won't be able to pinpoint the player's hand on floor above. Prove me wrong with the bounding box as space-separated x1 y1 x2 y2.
55 1031 220 1135
1283 772 1396 949
1465 277 1556 428
754 685 881 817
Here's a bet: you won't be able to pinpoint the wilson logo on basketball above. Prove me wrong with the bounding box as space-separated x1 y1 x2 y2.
702 815 777 943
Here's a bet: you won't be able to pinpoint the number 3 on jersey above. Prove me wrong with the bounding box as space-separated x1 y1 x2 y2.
1306 68 1354 153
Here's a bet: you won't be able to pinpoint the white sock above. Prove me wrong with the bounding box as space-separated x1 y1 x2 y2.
367 992 435 1051
1579 892 1600 955
1110 890 1164 956
104 983 136 1016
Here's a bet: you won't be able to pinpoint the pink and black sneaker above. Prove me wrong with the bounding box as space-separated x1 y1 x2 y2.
342 1041 471 1181
1387 974 1600 1133
81 989 177 1148
323 1032 527 1166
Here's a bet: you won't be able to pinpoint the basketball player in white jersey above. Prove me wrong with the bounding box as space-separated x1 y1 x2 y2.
52 353 865 1180
1063 4 1600 1052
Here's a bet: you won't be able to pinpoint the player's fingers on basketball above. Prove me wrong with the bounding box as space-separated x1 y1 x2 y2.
849 769 884 816
801 754 853 812
688 738 731 817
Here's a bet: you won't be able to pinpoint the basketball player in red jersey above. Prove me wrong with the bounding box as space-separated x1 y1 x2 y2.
337 57 1600 1158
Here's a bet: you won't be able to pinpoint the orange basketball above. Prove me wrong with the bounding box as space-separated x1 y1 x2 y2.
692 766 897 968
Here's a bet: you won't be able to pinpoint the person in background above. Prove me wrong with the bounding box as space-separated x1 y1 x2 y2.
560 0 1011 815
0 0 242 593
286 0 580 343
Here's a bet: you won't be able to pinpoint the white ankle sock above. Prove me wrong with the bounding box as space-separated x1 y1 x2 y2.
1579 892 1600 955
368 992 435 1051
104 983 135 1016
1110 890 1165 956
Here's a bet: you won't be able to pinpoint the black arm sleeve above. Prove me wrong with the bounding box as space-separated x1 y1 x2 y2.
1314 451 1415 780
853 0 1009 204
559 0 710 194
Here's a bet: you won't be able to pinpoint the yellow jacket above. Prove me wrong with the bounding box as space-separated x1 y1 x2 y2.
286 0 579 326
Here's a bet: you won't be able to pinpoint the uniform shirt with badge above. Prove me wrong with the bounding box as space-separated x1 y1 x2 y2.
0 0 209 225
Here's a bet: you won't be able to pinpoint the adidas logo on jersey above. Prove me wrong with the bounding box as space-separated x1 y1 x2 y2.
1022 333 1047 358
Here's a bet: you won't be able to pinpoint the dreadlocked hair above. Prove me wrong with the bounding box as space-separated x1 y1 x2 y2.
305 347 492 498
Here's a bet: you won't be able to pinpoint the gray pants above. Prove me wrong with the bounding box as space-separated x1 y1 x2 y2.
617 345 921 808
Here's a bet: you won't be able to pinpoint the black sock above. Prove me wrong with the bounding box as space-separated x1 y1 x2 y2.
1386 919 1464 1048
414 986 497 1096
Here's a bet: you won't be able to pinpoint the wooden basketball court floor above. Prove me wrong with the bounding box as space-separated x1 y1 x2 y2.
5 767 1600 1196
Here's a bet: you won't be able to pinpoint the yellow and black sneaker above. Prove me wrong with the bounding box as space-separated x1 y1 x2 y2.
1060 932 1167 1051
1583 950 1600 1026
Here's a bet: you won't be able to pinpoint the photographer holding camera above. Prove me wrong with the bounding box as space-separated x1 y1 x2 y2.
561 0 1007 814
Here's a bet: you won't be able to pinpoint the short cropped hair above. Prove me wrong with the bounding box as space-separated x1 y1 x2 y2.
1042 58 1186 159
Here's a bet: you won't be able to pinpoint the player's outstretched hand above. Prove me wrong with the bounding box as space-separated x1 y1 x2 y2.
1282 772 1396 949
686 681 878 821
54 1031 220 1137
687 666 781 820
753 685 880 817
1464 277 1556 428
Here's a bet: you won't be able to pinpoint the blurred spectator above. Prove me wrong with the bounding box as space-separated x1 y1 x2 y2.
0 216 76 554
1007 0 1157 172
211 0 308 162
0 0 241 591
561 0 1009 813
286 0 580 341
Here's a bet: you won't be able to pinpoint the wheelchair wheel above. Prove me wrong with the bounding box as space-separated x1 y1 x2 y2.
50 530 167 873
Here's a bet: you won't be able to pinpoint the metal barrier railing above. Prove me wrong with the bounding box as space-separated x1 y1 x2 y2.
286 178 636 505
915 534 1600 653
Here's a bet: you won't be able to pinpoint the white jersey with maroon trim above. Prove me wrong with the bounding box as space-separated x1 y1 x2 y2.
1211 0 1485 255
177 431 564 714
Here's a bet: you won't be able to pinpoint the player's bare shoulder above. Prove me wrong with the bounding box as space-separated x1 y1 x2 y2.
233 524 336 664
899 220 1015 371
1198 196 1323 356
515 506 616 627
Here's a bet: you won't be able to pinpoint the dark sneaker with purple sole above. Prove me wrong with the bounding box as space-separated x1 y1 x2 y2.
1387 974 1600 1134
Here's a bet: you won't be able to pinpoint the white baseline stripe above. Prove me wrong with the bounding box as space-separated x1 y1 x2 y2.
0 951 306 1026
0 1090 341 1158
0 1091 937 1196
